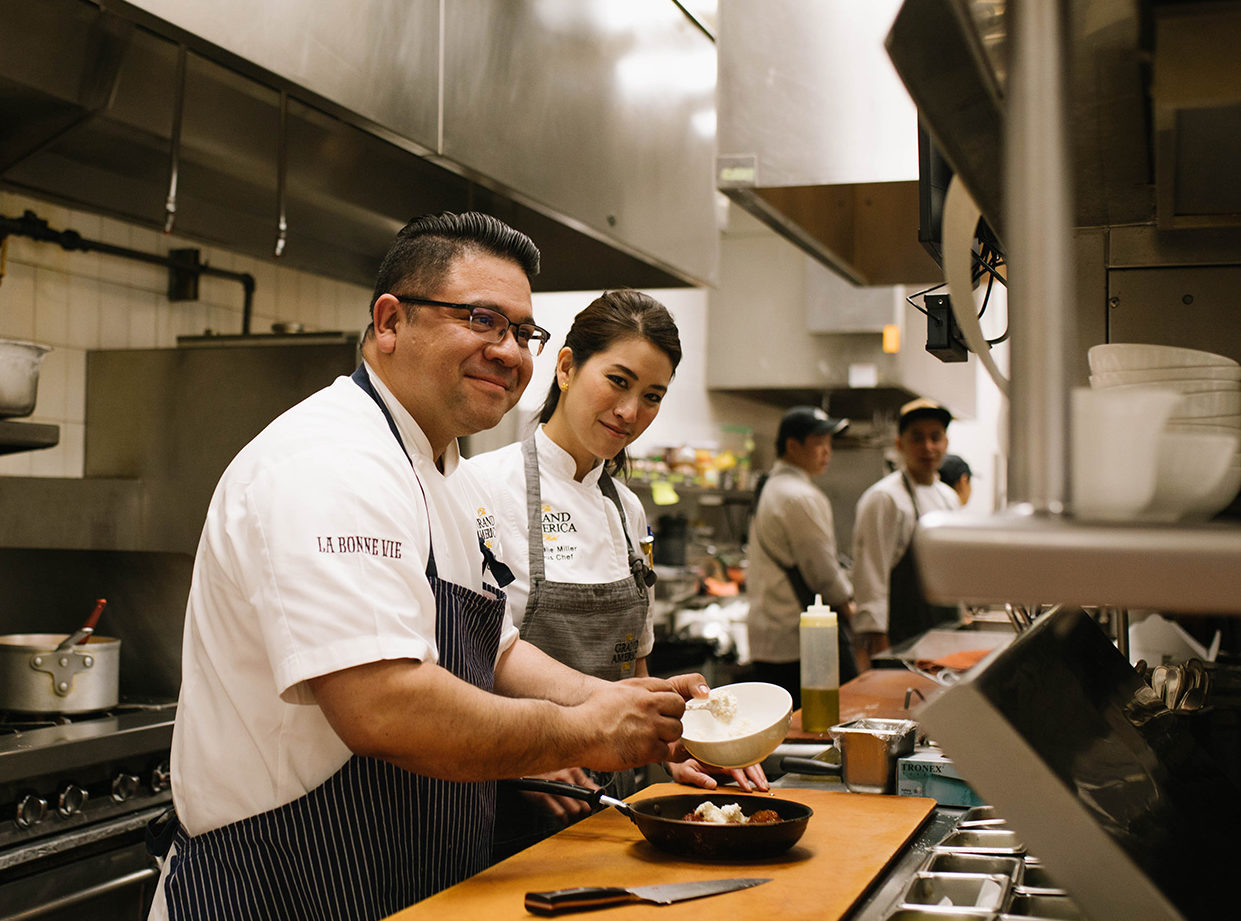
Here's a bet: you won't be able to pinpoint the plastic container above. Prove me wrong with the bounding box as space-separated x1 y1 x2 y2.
799 595 839 732
0 339 51 418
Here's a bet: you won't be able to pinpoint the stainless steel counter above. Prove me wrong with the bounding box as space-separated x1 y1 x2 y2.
772 771 964 920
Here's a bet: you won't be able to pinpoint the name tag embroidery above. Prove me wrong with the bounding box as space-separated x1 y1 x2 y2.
316 536 403 558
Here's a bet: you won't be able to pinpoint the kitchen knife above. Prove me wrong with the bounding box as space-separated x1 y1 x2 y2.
525 877 770 915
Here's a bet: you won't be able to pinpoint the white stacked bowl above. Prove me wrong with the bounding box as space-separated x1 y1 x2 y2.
1086 344 1241 521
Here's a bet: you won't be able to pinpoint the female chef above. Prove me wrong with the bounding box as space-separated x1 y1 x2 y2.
464 289 767 858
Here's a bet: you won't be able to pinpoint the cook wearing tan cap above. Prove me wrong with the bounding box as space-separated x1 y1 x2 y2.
850 398 961 667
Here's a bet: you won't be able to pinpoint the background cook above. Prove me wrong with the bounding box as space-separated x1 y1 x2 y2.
851 398 961 667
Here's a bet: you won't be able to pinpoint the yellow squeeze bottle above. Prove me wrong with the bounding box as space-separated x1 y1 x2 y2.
799 595 840 732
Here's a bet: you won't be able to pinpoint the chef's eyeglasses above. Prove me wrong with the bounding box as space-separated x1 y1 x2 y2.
393 295 551 355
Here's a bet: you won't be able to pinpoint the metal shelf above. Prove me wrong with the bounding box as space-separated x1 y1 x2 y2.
0 419 59 455
916 508 1241 615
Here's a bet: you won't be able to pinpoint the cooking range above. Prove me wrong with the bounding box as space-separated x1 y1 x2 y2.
0 700 175 921
0 546 193 921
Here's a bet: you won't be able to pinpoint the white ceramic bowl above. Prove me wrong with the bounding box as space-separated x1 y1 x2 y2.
680 682 792 769
1091 366 1241 386
1185 462 1241 521
1091 377 1241 395
1089 343 1239 373
1144 432 1239 522
1169 390 1241 419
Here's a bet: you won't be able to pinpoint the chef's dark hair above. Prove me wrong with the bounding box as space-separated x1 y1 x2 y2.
365 211 540 336
537 289 681 476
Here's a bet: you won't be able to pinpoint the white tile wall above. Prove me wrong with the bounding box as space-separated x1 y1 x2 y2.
0 190 373 478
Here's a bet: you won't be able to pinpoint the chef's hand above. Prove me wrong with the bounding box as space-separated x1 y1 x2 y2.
664 672 711 703
517 767 598 823
665 747 770 793
574 677 685 771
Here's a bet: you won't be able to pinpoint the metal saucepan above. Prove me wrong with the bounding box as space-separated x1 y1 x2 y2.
0 595 118 713
508 778 812 859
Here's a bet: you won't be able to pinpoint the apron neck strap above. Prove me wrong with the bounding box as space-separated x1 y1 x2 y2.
900 470 924 517
521 436 547 583
351 364 437 579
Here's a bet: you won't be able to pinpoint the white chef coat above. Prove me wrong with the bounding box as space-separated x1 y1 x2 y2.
170 365 519 838
746 459 853 662
851 468 960 635
461 425 655 659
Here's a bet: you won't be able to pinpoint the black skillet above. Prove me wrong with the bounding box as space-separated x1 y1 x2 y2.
507 778 812 860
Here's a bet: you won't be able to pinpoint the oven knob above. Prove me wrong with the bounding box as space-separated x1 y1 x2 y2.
57 784 89 817
111 773 140 803
150 763 172 793
15 794 48 828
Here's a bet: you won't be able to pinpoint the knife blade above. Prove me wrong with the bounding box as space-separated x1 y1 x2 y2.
524 877 771 915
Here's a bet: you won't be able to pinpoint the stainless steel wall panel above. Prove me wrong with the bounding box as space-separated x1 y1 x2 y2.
718 0 917 188
441 0 718 286
117 0 442 150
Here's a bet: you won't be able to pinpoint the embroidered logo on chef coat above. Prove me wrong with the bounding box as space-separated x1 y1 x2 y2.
316 535 402 558
474 506 497 550
541 503 579 560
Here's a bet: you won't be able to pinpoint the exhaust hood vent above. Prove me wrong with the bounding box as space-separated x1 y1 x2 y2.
716 0 942 287
0 0 693 292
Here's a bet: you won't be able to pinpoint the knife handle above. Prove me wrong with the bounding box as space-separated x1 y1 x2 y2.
525 886 637 915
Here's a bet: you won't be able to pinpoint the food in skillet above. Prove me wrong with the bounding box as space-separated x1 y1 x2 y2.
682 801 782 825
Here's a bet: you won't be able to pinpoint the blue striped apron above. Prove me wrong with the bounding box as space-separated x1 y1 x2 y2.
161 365 507 920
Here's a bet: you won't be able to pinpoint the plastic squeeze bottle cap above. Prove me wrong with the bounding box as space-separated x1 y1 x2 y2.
801 594 836 626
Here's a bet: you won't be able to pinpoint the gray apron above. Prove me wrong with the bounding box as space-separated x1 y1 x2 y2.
517 435 652 684
492 436 653 860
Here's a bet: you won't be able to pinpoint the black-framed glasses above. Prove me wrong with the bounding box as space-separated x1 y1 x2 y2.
393 295 551 355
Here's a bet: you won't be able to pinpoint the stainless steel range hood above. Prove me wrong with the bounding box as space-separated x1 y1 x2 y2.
885 0 1241 237
715 0 943 287
0 0 717 291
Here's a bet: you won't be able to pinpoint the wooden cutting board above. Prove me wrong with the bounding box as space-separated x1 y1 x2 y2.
386 784 935 921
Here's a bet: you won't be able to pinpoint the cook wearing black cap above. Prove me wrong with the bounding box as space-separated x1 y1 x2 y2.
850 398 962 667
746 406 859 703
939 454 973 507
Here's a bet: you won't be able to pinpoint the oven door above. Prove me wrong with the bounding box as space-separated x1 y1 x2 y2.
0 808 163 921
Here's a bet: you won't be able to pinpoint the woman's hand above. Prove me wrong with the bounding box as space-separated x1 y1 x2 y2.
665 743 770 793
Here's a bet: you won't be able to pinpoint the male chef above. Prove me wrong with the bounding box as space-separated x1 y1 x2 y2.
148 212 697 921
851 398 961 667
747 406 859 700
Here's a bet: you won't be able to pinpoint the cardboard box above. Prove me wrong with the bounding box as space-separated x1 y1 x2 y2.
897 748 987 807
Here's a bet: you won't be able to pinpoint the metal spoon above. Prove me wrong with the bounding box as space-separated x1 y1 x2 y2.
1179 687 1206 711
1149 665 1169 703
1163 667 1185 710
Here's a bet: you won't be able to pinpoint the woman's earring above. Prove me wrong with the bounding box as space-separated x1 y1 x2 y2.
559 380 568 392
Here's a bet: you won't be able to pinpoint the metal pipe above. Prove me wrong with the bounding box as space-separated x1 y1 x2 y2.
164 45 187 234
274 90 289 260
1 210 256 334
1005 0 1074 513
